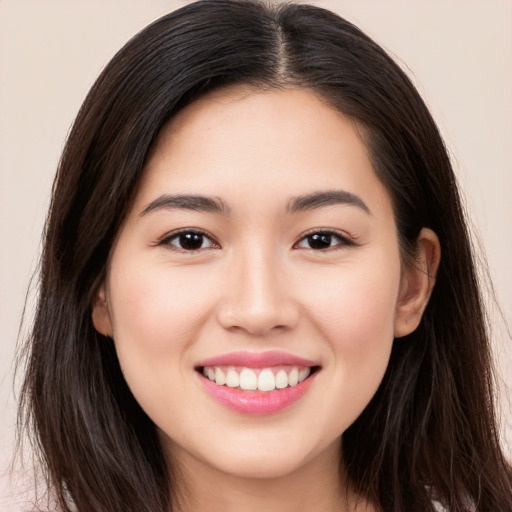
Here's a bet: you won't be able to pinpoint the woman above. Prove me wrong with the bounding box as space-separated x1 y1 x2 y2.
17 1 512 510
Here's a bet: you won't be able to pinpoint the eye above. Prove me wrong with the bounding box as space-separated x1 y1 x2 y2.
159 230 219 251
295 230 354 250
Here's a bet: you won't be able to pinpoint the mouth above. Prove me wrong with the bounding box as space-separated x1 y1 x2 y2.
194 351 321 414
196 364 320 392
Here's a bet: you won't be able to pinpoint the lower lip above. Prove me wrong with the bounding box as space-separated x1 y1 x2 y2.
198 371 317 415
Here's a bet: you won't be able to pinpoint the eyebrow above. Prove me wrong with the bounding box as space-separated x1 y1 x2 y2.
287 190 371 215
140 194 230 216
140 189 370 217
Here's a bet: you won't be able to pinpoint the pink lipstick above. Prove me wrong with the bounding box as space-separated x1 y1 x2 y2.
195 351 319 414
196 350 317 368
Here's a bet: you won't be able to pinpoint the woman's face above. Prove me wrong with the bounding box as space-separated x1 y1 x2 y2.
93 87 427 481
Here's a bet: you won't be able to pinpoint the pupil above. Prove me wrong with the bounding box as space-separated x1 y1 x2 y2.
308 233 331 249
180 232 203 250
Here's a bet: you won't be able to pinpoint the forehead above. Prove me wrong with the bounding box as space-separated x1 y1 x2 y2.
136 86 392 217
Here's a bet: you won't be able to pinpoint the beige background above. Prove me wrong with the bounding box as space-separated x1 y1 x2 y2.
1 0 511 508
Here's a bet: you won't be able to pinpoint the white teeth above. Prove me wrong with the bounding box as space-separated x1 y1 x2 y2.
288 368 299 387
239 368 258 390
275 369 288 389
257 368 276 391
215 367 226 386
299 368 311 382
202 364 314 391
225 368 240 388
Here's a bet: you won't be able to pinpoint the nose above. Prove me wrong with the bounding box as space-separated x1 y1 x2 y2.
216 249 300 336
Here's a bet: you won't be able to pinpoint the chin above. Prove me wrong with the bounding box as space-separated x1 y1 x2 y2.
210 450 313 480
202 430 341 481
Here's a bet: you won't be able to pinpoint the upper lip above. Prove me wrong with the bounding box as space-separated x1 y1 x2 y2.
195 350 319 369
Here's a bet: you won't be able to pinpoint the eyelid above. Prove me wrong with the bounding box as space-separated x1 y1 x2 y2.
156 228 221 251
293 228 358 250
154 227 357 252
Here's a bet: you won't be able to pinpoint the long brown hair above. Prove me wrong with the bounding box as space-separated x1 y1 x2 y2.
18 1 512 510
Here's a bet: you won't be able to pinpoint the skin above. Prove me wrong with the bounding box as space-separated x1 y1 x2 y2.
93 87 440 512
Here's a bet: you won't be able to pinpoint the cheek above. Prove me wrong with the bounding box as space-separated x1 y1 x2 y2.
304 261 400 407
105 261 221 425
107 260 218 364
299 270 399 439
308 265 399 343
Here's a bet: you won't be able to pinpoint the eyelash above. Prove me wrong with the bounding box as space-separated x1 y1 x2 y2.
158 229 220 252
157 228 356 253
293 229 356 251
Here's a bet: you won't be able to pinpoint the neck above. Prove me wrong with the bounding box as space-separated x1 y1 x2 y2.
167 438 372 512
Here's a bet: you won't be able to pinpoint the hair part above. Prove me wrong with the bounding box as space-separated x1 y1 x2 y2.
18 1 512 511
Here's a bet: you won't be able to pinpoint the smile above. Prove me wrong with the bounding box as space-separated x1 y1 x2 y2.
195 351 320 414
201 365 312 391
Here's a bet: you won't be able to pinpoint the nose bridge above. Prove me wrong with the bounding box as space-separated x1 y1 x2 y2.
217 242 298 335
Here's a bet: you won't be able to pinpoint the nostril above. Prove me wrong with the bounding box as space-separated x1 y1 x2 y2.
215 280 301 335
